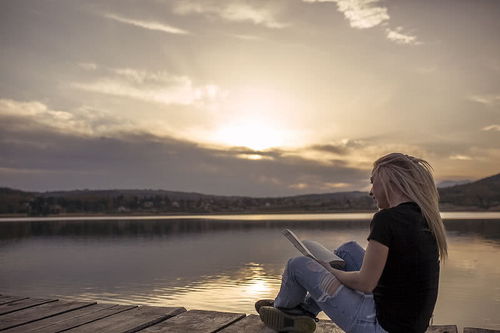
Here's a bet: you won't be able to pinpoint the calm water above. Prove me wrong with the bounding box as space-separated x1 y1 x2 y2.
1 214 500 331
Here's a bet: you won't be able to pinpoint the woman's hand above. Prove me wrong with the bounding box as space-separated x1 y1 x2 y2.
316 259 337 275
324 240 389 293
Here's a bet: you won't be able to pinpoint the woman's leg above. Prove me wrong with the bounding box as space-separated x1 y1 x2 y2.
273 255 369 332
334 241 366 271
272 241 371 329
301 241 366 314
273 255 342 310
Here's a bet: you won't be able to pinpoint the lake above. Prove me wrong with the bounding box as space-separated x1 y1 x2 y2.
1 213 499 331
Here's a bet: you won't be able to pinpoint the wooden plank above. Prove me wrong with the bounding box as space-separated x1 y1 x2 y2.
464 328 500 333
141 309 245 333
426 325 458 333
0 297 28 306
65 305 185 333
12 304 136 333
0 300 94 331
0 298 57 316
218 314 344 333
1 303 120 333
216 314 271 333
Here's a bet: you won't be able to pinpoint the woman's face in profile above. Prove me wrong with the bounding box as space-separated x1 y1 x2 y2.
370 172 389 209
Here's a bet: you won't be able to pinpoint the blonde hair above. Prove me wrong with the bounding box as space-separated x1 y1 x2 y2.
373 153 448 261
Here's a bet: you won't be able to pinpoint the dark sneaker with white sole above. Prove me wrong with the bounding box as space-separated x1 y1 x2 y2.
259 305 317 333
255 299 319 320
255 299 274 313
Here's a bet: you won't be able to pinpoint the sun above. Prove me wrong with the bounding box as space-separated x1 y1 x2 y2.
209 88 293 150
212 119 285 151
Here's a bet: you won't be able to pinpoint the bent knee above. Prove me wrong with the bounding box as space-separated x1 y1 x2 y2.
336 240 362 252
287 256 315 270
286 256 326 275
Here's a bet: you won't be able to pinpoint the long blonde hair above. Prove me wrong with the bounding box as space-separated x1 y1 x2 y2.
373 153 448 261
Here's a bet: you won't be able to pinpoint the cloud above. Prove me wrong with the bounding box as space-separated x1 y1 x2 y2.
0 99 134 138
2 100 497 196
72 66 227 106
104 13 189 34
303 0 389 29
78 62 98 71
230 34 264 41
449 154 472 161
309 139 365 155
172 0 287 29
468 94 500 106
288 176 352 192
0 105 368 195
385 27 419 45
303 0 422 45
322 182 352 189
482 124 500 131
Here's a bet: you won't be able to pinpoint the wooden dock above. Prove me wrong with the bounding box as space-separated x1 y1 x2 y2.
0 295 497 332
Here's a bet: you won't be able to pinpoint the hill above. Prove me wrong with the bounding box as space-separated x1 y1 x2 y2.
1 172 499 216
0 187 375 216
438 173 500 210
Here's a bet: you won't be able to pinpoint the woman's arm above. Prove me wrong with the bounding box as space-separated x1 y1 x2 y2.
320 240 388 293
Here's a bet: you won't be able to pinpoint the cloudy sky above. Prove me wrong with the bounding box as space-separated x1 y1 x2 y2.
1 0 499 196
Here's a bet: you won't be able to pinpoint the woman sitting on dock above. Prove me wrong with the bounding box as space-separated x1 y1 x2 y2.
256 153 448 333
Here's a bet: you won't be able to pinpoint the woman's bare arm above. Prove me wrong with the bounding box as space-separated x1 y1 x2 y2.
320 240 388 293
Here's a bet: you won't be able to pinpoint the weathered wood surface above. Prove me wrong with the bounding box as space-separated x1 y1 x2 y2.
0 298 57 316
139 309 245 333
426 325 459 333
218 314 344 333
0 295 495 333
0 297 27 306
217 314 460 333
0 300 93 331
3 304 135 333
65 305 185 333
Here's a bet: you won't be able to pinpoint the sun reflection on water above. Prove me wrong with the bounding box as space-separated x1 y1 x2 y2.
153 263 281 313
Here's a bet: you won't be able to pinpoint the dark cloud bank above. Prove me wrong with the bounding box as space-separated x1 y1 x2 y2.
0 114 369 196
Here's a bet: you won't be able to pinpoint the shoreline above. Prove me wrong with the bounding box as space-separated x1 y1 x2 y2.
1 210 500 222
1 206 500 219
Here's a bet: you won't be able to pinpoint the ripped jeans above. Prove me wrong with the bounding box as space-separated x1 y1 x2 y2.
274 241 388 333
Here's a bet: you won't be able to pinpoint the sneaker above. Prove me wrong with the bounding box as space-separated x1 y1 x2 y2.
255 300 319 321
255 299 274 313
259 306 317 333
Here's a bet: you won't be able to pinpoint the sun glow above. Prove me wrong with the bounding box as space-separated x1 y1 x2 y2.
209 88 296 150
244 279 272 294
212 120 285 150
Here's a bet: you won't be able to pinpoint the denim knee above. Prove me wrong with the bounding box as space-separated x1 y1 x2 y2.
287 256 315 274
336 241 363 254
334 241 365 272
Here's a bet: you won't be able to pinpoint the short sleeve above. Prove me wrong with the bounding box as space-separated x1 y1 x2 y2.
367 210 393 247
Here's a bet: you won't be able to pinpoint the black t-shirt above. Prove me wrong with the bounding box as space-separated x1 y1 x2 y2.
367 202 440 333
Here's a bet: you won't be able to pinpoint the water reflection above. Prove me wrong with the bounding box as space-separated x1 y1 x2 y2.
0 218 370 240
0 217 499 330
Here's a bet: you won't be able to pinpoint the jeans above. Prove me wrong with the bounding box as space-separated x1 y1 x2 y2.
274 241 388 333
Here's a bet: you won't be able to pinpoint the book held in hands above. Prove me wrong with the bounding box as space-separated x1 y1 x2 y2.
282 229 345 270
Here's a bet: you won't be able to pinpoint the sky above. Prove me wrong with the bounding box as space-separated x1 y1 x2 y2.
0 0 499 196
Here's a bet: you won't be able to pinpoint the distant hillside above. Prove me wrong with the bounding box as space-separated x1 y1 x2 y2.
0 187 34 214
437 179 471 188
438 173 500 210
0 187 375 216
40 189 231 201
1 172 499 216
